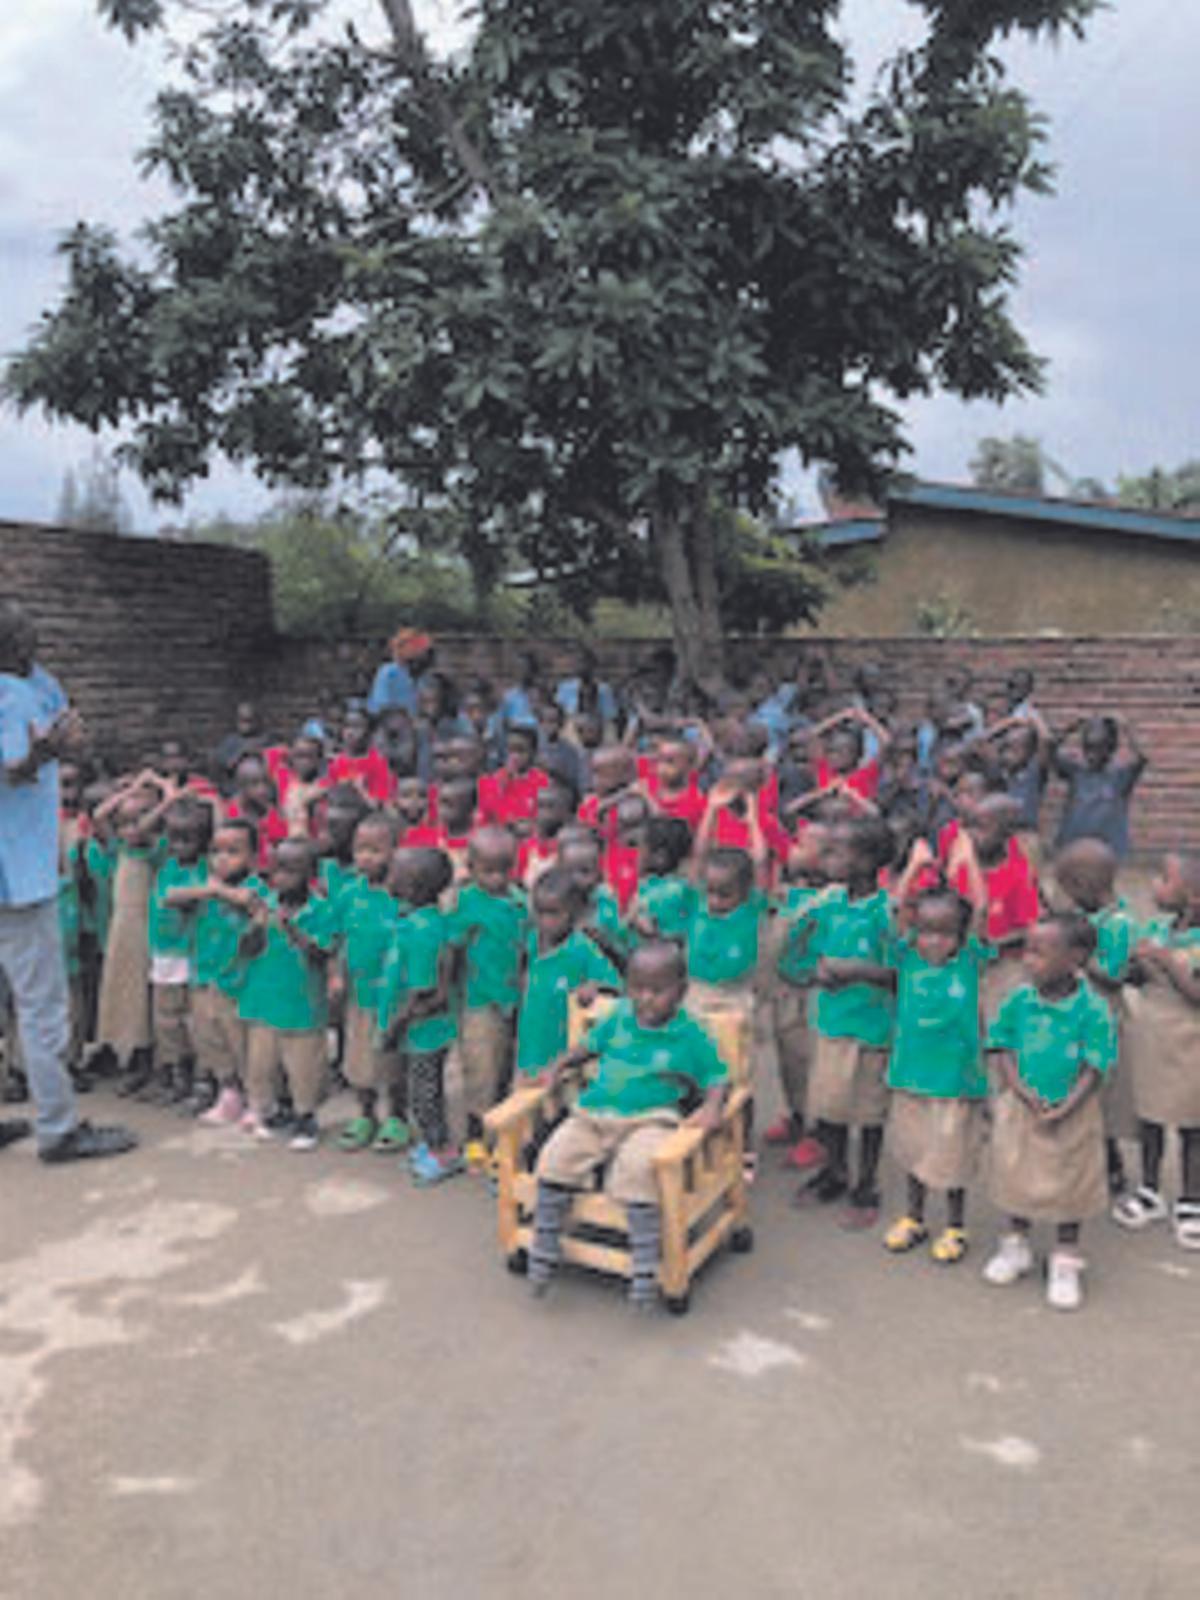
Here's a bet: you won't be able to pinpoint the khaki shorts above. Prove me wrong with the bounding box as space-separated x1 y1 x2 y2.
458 1005 515 1121
537 1109 681 1206
152 983 192 1064
807 1035 889 1127
343 997 401 1093
245 1026 327 1117
192 986 247 1084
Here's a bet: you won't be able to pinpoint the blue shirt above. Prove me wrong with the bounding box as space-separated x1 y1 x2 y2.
555 678 619 725
0 666 67 907
367 661 418 716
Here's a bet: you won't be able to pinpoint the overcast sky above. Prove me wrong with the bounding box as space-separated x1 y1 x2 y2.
1 0 1196 530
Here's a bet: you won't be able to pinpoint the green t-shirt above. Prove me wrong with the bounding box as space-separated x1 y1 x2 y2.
792 888 895 1048
582 883 629 958
448 882 528 1011
58 870 81 977
319 856 355 905
192 875 267 993
887 936 991 1099
987 980 1116 1105
377 907 456 1055
631 876 699 944
231 891 337 1031
333 874 401 1009
685 893 765 986
81 836 116 947
777 885 833 985
148 856 208 961
515 929 620 1075
1136 915 1200 966
1089 899 1139 984
577 999 728 1117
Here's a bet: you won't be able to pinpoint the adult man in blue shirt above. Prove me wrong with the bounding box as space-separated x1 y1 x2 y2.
0 601 135 1162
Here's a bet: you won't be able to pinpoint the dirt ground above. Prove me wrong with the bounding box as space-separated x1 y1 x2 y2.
3 1052 1200 1600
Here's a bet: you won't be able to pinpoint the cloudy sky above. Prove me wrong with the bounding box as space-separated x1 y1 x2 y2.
1 0 1196 529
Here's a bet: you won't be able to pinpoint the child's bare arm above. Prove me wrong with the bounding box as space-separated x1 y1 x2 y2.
1040 1065 1101 1124
686 1082 728 1132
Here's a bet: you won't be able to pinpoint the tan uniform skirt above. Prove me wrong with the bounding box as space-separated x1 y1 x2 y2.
1099 996 1135 1142
684 979 763 1086
96 854 153 1059
807 1034 889 1127
1124 981 1200 1128
887 1091 984 1191
988 1087 1107 1222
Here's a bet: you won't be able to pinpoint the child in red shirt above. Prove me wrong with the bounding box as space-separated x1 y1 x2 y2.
696 758 790 885
577 745 638 840
516 778 575 887
478 725 548 834
808 706 890 802
226 755 289 870
273 733 327 840
641 734 707 831
328 701 395 805
947 794 1039 1018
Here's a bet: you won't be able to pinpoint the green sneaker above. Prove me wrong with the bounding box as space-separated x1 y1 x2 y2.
372 1116 413 1153
337 1115 377 1152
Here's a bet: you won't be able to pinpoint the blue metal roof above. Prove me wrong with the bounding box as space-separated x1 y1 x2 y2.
800 518 886 549
890 482 1200 547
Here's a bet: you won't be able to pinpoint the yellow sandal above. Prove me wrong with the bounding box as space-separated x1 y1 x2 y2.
883 1215 929 1253
930 1227 969 1264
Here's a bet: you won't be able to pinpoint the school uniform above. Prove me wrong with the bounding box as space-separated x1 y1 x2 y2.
537 1000 728 1205
333 874 402 1094
886 937 991 1191
148 855 207 1064
447 882 527 1123
232 892 337 1116
378 906 457 1148
950 838 1039 1019
629 875 700 946
1123 918 1200 1129
788 887 894 1126
986 982 1117 1222
96 843 156 1063
515 929 619 1077
1087 899 1140 1142
684 895 767 1053
770 884 827 1122
189 879 265 1086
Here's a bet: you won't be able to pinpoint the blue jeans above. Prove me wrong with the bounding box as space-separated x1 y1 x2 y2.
0 898 76 1146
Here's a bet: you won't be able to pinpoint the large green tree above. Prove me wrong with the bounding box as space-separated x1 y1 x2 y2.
7 0 1096 687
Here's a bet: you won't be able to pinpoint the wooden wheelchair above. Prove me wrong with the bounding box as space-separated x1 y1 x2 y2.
483 992 754 1313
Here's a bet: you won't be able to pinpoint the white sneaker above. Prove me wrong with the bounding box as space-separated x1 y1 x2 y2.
1046 1250 1085 1311
982 1232 1035 1286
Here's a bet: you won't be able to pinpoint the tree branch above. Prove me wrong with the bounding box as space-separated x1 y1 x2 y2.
376 0 500 206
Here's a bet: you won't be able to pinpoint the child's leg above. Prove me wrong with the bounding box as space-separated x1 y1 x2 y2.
281 1030 327 1119
626 1203 662 1309
801 1120 850 1202
769 990 808 1141
982 1214 1035 1285
1140 1119 1166 1191
1046 1220 1086 1310
459 1005 513 1149
528 1182 574 1292
883 1173 928 1251
1105 1137 1126 1196
339 1000 381 1147
1179 1126 1200 1201
854 1124 884 1199
947 1188 966 1229
407 1049 451 1150
907 1174 927 1221
244 1026 282 1121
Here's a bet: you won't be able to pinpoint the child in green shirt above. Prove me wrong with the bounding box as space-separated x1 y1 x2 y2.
629 816 698 948
765 824 831 1172
233 838 337 1150
529 941 729 1308
515 867 620 1080
447 826 527 1168
782 817 895 1227
983 913 1117 1311
163 817 265 1123
145 797 213 1108
1121 853 1200 1249
1053 837 1140 1206
558 831 627 968
875 890 991 1265
332 814 407 1153
684 847 766 999
378 848 461 1185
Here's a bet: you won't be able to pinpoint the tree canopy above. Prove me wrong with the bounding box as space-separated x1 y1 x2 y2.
7 0 1099 685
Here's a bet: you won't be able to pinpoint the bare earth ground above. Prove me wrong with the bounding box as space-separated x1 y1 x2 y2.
3 1038 1200 1600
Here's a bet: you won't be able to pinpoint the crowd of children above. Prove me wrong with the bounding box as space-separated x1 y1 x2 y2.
7 637 1195 1317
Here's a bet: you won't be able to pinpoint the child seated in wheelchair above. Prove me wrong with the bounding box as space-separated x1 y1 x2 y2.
528 940 729 1309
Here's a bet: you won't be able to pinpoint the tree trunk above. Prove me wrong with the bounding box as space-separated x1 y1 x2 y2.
653 501 726 699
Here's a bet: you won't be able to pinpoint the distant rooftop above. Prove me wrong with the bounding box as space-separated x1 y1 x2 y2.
889 482 1200 547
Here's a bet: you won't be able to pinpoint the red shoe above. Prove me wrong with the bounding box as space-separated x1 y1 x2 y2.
784 1136 827 1172
763 1116 797 1146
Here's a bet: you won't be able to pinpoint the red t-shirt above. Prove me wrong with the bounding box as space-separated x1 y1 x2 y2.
708 803 792 866
327 749 396 805
577 791 622 841
479 767 549 828
604 841 642 914
400 823 443 849
952 839 1039 943
643 771 707 832
815 757 880 802
517 835 559 884
226 800 289 869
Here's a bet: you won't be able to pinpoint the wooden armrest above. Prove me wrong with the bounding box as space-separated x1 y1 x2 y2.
652 1086 751 1169
484 1083 553 1137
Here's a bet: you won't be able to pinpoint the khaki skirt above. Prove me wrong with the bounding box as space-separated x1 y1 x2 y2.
1099 998 1135 1142
887 1091 984 1191
807 1034 889 1126
988 1088 1106 1222
1123 982 1200 1128
96 854 153 1059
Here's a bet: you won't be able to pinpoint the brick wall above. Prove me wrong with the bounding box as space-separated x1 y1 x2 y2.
4 520 1195 857
1 519 272 760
